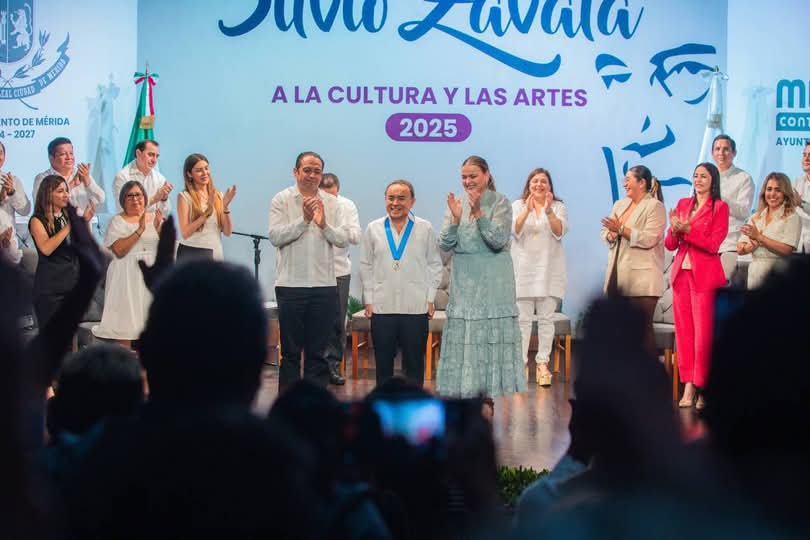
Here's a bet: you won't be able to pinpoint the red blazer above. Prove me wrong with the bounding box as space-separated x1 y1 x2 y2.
665 198 729 292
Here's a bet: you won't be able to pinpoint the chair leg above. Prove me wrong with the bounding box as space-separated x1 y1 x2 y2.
664 349 672 376
425 331 433 381
352 331 359 379
672 352 680 402
564 334 571 383
553 336 561 373
341 352 346 377
363 331 369 377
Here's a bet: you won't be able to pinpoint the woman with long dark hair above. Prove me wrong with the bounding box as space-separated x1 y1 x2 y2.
28 175 94 328
665 162 729 409
176 153 236 260
511 167 568 386
600 165 666 353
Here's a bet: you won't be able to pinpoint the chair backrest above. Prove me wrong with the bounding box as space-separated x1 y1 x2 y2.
653 249 675 324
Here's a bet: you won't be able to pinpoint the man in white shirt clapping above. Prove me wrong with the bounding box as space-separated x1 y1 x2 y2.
359 180 443 387
112 139 173 214
319 172 361 386
33 137 106 215
268 152 349 389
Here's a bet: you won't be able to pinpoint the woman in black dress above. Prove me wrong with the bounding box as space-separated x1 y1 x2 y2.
28 174 94 328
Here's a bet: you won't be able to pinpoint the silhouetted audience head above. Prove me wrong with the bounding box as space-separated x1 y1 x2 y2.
137 260 267 408
68 410 321 539
575 296 681 479
269 380 345 492
0 262 54 540
705 254 810 532
46 344 144 438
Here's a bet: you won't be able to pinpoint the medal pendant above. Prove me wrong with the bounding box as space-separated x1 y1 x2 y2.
393 261 400 271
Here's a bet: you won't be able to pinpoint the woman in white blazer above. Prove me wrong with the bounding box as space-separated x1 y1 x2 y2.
511 168 568 386
600 165 666 353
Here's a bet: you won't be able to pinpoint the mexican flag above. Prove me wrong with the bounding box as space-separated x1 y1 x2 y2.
123 69 159 166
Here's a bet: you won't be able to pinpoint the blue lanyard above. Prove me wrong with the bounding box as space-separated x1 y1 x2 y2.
384 217 414 261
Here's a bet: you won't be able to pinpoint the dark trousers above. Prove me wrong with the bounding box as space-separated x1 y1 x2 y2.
34 293 67 331
325 274 351 365
276 286 338 389
370 313 428 387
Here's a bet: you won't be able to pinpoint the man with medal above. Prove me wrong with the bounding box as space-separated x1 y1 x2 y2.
359 180 443 387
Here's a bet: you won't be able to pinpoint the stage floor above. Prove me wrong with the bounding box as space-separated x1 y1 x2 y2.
254 359 707 472
255 362 570 472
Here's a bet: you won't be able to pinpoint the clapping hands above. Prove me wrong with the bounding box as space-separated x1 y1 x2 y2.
303 196 325 228
83 201 96 223
669 208 690 234
447 192 463 223
77 163 92 186
223 185 237 208
740 221 761 242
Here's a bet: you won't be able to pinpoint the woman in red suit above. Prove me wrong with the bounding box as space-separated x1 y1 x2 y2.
665 162 729 410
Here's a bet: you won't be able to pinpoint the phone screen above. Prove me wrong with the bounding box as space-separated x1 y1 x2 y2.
371 398 445 446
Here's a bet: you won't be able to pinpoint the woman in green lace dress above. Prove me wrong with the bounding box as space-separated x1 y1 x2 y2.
435 156 527 400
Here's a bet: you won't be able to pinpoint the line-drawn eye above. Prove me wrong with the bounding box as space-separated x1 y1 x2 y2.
596 54 632 89
649 43 716 104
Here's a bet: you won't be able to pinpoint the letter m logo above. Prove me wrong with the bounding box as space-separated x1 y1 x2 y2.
777 79 807 109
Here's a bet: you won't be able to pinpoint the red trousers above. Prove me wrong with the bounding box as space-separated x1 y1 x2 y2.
672 270 715 388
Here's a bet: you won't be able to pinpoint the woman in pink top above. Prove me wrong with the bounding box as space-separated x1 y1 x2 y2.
665 162 729 410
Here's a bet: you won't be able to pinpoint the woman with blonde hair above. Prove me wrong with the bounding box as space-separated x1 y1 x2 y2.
737 172 800 288
511 167 568 386
28 174 95 328
176 153 236 260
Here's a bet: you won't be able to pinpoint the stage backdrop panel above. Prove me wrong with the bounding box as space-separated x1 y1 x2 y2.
1 0 138 217
726 0 810 186
135 0 729 320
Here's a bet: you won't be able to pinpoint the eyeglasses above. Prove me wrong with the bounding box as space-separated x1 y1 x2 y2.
125 193 144 199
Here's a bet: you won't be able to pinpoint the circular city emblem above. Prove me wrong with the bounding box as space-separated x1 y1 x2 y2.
1 0 70 109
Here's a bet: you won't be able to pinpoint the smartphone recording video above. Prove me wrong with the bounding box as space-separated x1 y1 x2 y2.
371 398 445 446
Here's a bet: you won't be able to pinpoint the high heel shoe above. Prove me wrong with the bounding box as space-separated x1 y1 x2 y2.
481 397 495 420
536 365 552 387
695 395 706 410
678 394 696 408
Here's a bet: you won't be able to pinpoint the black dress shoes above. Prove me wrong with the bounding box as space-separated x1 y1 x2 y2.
328 360 346 386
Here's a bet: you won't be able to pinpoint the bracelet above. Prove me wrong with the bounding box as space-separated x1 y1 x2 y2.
135 229 142 237
6 190 15 196
224 210 231 214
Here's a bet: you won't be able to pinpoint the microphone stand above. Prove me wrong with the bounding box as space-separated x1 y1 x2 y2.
231 231 270 280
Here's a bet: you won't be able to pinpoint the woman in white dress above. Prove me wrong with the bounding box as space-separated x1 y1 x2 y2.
176 153 236 261
737 172 801 288
93 180 162 347
511 168 568 386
